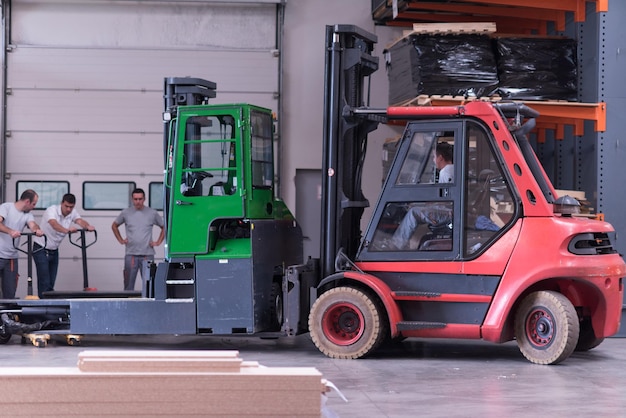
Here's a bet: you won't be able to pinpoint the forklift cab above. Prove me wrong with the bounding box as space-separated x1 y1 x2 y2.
165 104 276 258
358 118 516 261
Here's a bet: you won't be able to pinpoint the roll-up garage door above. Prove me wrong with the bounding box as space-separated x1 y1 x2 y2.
1 0 282 294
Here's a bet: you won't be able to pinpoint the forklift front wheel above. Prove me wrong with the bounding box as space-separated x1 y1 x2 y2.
0 332 11 345
309 286 388 359
514 290 579 365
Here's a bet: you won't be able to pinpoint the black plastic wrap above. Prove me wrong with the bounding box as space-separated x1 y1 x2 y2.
495 37 577 101
385 34 499 105
1 313 58 335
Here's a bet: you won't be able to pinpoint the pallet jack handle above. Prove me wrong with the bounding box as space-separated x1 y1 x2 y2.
68 229 98 291
13 233 47 299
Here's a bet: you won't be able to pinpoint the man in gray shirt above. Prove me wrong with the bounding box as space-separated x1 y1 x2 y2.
112 188 164 291
0 189 44 298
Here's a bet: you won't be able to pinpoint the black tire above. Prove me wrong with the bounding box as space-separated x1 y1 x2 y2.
514 290 579 365
0 318 11 344
575 317 604 351
308 286 388 359
269 282 283 331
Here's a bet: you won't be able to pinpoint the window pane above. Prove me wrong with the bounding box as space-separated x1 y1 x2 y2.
149 182 164 210
181 115 236 197
16 181 69 210
464 123 512 256
83 182 136 210
396 131 455 185
251 110 273 188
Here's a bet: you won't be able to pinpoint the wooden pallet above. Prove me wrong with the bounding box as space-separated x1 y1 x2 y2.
410 22 497 35
393 94 503 107
387 22 497 49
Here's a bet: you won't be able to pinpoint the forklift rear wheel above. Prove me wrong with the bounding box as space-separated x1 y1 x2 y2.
514 290 579 365
309 286 388 359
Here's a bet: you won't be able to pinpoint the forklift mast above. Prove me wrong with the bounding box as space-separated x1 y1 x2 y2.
321 25 380 278
163 77 217 158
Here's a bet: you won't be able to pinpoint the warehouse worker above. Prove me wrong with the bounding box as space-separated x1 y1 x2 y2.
0 189 44 299
112 188 164 291
390 143 454 250
33 193 95 298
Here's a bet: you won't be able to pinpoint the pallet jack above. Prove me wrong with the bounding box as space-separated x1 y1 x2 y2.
11 230 97 347
68 229 98 292
13 232 46 300
12 232 50 346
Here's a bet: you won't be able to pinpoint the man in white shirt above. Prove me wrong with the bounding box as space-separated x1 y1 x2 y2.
33 193 95 297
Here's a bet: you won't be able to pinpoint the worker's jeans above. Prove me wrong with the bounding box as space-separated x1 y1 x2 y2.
391 205 452 250
0 258 18 299
123 255 154 291
33 243 59 298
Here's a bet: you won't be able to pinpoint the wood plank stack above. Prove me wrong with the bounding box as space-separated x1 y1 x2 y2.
0 350 327 417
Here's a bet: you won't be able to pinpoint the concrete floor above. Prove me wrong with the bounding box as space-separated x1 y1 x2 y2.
2 333 626 417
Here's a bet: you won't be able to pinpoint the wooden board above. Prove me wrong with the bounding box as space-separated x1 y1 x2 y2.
412 22 497 34
0 350 327 417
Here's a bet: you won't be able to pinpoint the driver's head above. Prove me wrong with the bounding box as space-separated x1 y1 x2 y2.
435 142 454 169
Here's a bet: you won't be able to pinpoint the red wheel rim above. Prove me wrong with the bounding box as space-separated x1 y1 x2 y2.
525 308 554 348
321 302 364 346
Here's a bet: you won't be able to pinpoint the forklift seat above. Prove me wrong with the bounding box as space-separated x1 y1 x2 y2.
418 222 452 251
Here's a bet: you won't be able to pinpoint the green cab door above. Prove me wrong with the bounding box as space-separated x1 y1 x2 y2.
166 107 244 257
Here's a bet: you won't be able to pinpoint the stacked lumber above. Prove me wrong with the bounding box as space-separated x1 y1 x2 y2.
0 350 327 417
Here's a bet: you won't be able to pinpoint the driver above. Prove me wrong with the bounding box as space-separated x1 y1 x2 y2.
390 143 454 250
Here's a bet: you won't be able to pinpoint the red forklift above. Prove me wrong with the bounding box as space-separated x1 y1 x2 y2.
301 25 625 365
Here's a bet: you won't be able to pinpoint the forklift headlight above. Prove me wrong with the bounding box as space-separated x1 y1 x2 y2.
162 111 172 122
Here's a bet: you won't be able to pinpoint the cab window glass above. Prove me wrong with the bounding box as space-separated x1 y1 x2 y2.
463 123 514 256
250 110 274 189
181 115 237 197
396 131 455 185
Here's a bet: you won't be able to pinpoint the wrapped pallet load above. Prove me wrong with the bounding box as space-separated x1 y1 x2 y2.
495 37 578 101
385 33 499 106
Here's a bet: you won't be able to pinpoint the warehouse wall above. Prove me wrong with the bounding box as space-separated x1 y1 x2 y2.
282 0 402 232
